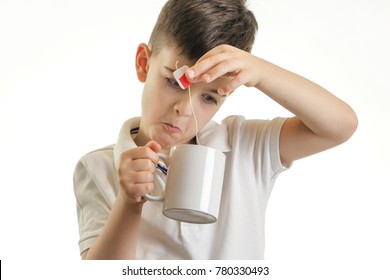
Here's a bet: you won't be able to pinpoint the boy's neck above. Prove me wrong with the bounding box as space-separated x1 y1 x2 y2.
132 128 148 147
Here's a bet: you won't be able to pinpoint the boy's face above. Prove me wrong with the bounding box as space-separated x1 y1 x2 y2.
136 44 228 150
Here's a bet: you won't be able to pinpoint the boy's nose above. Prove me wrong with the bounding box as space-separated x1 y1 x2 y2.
174 94 193 117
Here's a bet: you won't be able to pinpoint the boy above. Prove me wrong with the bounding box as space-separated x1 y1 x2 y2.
74 0 357 259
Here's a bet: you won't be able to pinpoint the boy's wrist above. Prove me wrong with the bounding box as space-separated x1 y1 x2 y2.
116 192 146 213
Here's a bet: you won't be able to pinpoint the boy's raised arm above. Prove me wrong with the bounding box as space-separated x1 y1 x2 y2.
186 44 358 166
255 59 358 166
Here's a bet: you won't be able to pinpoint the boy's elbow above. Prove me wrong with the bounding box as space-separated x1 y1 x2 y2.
336 108 359 144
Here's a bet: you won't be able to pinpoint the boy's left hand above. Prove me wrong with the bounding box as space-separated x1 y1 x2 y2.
186 44 263 95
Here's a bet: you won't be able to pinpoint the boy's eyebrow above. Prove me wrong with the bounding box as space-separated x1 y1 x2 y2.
164 66 176 73
163 66 228 98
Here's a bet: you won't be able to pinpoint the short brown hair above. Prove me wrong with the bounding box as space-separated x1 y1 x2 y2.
149 0 258 61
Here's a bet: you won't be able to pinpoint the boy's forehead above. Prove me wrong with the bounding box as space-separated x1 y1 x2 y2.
153 45 235 88
153 45 193 66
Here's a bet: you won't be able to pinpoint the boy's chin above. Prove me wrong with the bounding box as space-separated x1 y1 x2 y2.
150 134 178 149
152 135 196 150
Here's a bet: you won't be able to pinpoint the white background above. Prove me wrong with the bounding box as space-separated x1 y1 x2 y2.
0 0 389 279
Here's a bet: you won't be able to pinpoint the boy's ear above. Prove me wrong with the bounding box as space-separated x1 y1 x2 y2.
135 43 152 82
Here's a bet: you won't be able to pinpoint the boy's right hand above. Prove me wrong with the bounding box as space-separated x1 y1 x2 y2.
117 141 161 204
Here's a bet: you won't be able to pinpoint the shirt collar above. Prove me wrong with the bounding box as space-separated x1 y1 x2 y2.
113 117 231 170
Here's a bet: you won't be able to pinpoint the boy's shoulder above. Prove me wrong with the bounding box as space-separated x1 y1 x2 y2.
221 115 287 137
76 144 116 173
74 144 119 207
199 115 287 153
81 144 115 159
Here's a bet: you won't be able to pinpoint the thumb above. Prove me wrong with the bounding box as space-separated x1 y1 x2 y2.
145 140 161 154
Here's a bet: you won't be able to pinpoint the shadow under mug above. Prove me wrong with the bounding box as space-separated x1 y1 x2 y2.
145 144 226 224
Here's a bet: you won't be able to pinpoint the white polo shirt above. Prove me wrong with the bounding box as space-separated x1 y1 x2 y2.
74 115 288 259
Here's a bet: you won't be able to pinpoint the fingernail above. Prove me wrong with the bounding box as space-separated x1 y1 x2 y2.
218 88 226 95
202 74 211 83
187 69 195 78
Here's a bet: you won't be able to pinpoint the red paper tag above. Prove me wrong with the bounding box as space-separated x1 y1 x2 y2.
173 65 192 89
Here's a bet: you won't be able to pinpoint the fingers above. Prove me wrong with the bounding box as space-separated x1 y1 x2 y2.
120 158 156 173
117 141 162 204
121 141 160 165
186 48 234 84
218 74 246 95
119 182 154 204
189 55 228 80
145 140 161 154
185 45 248 94
119 172 154 198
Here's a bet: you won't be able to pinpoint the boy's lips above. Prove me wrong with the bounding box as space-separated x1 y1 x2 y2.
162 123 182 134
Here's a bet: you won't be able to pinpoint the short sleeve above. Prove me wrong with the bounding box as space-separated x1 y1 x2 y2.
223 116 289 193
73 148 117 254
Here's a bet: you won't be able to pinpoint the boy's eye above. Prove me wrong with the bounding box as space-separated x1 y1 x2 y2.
202 94 218 105
166 77 217 105
166 77 181 89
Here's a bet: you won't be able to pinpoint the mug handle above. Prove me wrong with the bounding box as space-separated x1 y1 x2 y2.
144 154 168 202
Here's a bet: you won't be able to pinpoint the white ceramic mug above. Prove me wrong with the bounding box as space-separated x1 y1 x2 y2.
145 144 226 224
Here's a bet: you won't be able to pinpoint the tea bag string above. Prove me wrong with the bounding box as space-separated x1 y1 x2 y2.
176 61 200 145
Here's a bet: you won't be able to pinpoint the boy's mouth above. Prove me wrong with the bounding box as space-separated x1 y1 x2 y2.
162 123 182 134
